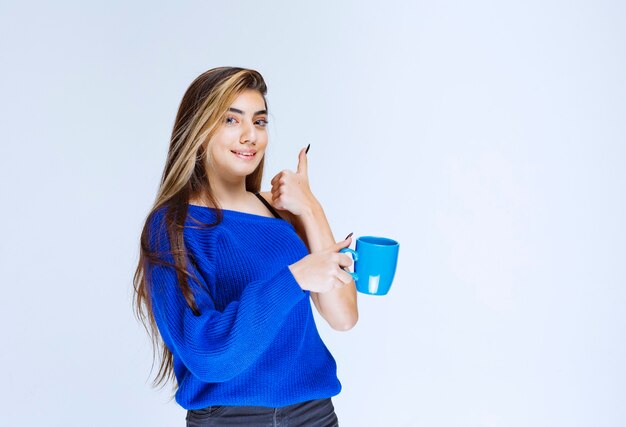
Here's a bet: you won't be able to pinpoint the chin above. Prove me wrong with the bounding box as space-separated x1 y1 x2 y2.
234 165 260 176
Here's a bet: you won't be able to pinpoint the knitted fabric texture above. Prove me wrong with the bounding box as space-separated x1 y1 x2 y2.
147 205 341 409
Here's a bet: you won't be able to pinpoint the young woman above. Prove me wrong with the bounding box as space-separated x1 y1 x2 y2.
133 66 358 426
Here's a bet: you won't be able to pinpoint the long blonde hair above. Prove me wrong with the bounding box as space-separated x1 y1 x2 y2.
132 67 268 395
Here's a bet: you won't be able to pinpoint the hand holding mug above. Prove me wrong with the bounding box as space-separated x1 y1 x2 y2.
289 235 355 293
340 236 399 296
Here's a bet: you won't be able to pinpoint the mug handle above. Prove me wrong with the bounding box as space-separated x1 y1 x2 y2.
339 248 359 281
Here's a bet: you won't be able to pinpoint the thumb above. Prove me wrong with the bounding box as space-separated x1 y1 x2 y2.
334 234 353 251
296 146 308 176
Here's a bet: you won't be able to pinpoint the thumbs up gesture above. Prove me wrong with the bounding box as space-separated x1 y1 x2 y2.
269 145 317 216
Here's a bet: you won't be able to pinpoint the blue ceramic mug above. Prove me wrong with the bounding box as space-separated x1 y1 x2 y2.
340 236 400 295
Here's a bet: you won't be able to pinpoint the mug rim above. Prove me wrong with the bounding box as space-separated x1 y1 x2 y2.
357 235 399 247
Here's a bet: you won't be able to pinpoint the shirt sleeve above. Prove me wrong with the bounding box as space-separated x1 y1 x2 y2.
147 216 307 383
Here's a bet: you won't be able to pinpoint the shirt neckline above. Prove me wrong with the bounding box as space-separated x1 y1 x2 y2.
188 204 284 221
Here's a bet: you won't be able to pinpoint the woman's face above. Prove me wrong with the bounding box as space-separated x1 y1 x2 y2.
206 89 269 182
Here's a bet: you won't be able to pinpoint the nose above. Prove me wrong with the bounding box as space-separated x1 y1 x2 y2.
240 121 257 145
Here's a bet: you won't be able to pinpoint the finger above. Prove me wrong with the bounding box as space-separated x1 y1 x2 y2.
333 252 353 268
337 253 353 268
296 146 308 176
272 179 285 194
270 172 283 186
334 235 353 251
270 169 290 185
271 192 282 205
336 269 353 285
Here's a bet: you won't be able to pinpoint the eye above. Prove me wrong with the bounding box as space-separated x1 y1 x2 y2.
225 116 237 125
256 118 269 126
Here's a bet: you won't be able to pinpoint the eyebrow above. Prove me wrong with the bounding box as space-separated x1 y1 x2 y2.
228 107 267 116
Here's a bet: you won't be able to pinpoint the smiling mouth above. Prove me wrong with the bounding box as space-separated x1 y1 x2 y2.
231 150 257 160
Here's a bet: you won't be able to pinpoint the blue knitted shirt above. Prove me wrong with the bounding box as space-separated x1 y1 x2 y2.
146 205 342 410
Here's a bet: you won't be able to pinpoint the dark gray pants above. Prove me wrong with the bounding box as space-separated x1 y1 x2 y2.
186 397 339 426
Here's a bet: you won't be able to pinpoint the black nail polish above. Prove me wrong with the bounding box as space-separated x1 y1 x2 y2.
345 232 353 239
305 143 310 154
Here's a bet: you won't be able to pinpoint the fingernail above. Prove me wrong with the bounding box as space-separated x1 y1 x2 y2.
345 232 353 239
305 143 310 154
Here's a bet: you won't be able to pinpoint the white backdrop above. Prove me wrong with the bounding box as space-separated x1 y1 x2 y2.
1 1 624 426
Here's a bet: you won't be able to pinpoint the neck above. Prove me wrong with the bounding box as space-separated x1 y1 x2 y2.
194 170 254 210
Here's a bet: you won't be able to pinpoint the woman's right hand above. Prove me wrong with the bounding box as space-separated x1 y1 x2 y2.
288 236 355 293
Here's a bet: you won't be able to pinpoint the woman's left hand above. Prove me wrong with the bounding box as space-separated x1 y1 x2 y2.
270 146 318 216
